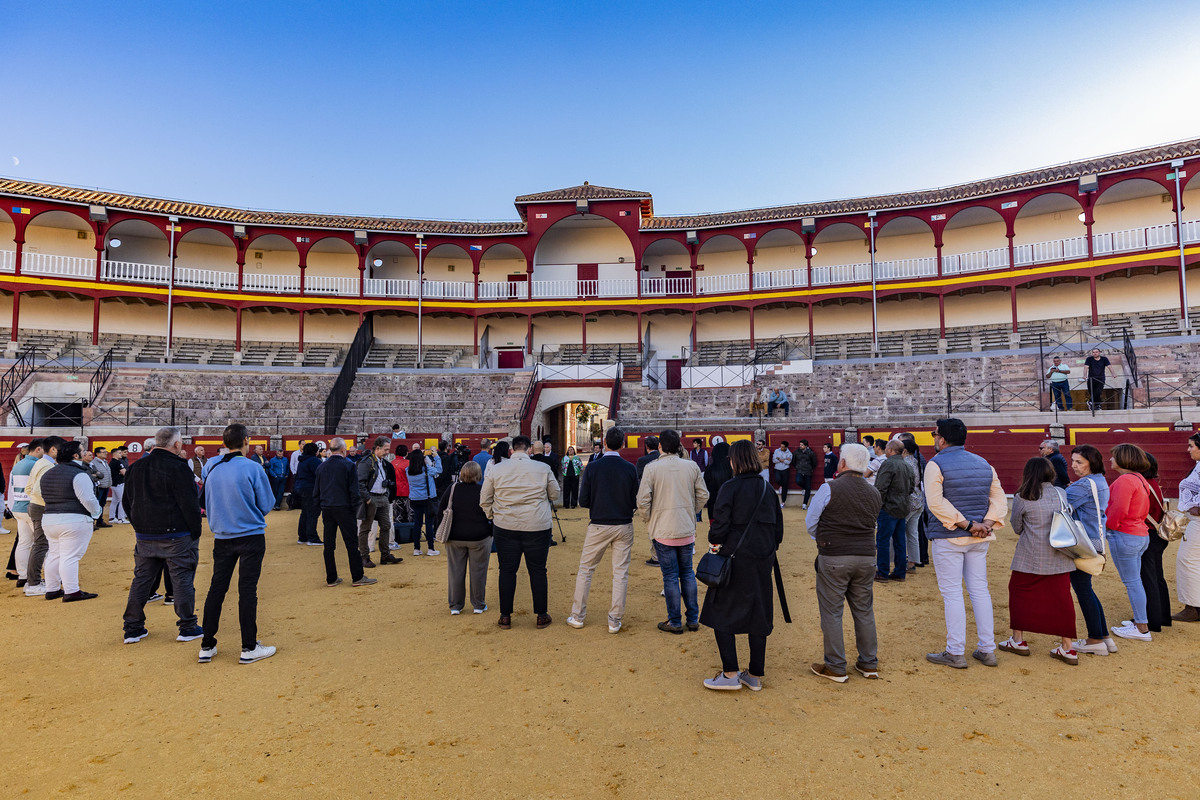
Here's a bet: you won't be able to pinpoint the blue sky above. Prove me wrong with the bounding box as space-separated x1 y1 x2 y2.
4 1 1199 221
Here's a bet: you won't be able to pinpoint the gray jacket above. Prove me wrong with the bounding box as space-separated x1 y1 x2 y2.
1010 483 1076 575
89 458 113 489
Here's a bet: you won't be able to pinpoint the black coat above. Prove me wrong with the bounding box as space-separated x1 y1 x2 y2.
699 474 783 636
437 482 492 541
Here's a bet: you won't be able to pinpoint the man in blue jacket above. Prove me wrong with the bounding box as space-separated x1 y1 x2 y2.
567 426 639 634
198 423 277 665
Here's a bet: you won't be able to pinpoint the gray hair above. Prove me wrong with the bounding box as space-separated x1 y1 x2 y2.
840 442 870 473
154 427 181 450
1041 439 1060 452
329 437 346 453
142 437 156 450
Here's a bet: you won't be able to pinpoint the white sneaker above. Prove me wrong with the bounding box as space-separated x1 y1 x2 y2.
24 583 47 596
1111 624 1151 642
608 621 622 634
1103 637 1118 653
239 642 276 664
802 503 808 510
198 644 217 664
426 549 440 556
473 605 488 614
450 609 461 615
566 615 584 629
414 549 422 557
388 542 401 550
1072 639 1109 656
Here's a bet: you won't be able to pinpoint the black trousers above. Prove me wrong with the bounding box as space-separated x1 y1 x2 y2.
322 506 364 583
150 562 175 597
1087 377 1106 409
297 491 320 543
201 534 266 651
562 474 579 508
6 536 15 572
494 526 550 616
796 472 813 505
1141 530 1172 632
774 468 791 502
715 630 766 675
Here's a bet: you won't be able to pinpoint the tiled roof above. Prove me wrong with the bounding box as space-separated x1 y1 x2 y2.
0 180 526 236
514 182 652 203
643 138 1200 229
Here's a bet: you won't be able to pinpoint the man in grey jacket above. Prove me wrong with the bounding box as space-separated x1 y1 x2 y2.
356 437 400 566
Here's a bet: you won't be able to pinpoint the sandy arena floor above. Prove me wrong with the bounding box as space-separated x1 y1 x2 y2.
3 503 1198 798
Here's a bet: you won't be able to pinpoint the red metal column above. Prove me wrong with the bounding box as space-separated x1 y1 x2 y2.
235 307 243 352
938 294 946 338
93 227 104 282
13 239 24 277
581 312 587 355
690 310 697 351
473 314 479 355
298 309 305 353
526 313 533 354
807 302 814 349
1089 276 1099 325
10 290 20 343
636 310 643 353
92 297 100 345
748 305 755 348
1010 286 1018 333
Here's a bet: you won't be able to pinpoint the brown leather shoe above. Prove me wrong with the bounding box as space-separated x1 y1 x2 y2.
536 614 552 629
1172 605 1200 622
497 615 512 630
380 554 403 565
362 558 377 569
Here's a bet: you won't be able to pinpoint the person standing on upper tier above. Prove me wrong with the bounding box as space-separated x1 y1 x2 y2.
923 418 1007 670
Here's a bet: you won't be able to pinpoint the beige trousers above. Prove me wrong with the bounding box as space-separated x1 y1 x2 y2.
570 523 634 627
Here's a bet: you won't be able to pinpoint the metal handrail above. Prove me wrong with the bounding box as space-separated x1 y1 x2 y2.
515 369 539 422
0 350 36 407
324 315 374 434
88 348 114 404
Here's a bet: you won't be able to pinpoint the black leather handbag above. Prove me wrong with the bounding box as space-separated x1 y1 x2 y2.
696 482 770 589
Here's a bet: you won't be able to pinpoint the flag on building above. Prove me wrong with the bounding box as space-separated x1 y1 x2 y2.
470 245 482 251
11 207 30 215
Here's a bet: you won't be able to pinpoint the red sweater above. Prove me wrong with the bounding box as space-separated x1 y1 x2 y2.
1105 473 1150 536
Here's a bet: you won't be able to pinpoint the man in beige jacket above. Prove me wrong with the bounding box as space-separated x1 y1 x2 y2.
637 429 709 634
481 434 560 630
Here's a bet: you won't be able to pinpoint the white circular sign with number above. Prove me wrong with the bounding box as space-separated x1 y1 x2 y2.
128 442 143 453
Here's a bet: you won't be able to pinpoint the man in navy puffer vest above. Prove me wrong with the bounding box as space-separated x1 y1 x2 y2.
923 418 1007 670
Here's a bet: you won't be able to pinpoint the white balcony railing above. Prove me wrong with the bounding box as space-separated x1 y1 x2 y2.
21 251 94 279
641 276 692 295
0 250 16 273
305 275 359 296
175 267 239 291
531 279 576 299
811 262 871 286
365 278 417 297
753 268 808 290
1013 235 1088 267
942 247 1009 274
1184 218 1200 244
422 280 472 300
242 272 301 293
874 257 937 280
697 272 748 295
479 280 527 300
103 259 170 285
599 278 637 296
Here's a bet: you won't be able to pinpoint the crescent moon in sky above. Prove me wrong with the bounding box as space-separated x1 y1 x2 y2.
11 157 17 166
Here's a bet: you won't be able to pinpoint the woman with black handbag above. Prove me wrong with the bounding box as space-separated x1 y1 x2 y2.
699 440 783 691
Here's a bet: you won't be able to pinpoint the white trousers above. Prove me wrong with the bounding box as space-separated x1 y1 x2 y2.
12 511 34 579
930 537 994 655
42 516 94 594
108 484 126 522
1178 520 1200 606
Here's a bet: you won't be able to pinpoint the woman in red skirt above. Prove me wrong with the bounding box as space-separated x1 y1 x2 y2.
1000 457 1080 665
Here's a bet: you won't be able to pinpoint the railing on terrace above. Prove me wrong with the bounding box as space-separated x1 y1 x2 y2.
946 380 1045 415
874 257 937 280
3 217 1198 301
176 267 239 291
242 272 300 293
697 273 748 295
641 276 692 295
0 350 36 407
942 248 1009 274
753 268 807 290
22 251 94 278
306 275 358 296
324 314 373 434
103 260 170 285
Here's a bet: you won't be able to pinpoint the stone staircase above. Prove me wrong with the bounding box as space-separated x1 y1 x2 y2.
338 371 531 435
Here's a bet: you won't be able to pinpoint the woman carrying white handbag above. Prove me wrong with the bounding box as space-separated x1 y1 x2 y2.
1174 433 1200 622
1065 445 1116 656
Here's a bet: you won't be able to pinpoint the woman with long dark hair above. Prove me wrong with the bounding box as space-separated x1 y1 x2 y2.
407 449 441 557
999 457 1078 664
703 441 733 521
699 440 783 691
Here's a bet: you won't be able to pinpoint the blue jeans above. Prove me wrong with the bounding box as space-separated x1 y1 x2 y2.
876 510 907 579
1050 381 1072 410
654 541 699 626
1107 530 1149 624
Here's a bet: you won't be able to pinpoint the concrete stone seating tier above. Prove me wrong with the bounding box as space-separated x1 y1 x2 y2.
543 343 639 366
362 343 470 369
93 367 333 434
616 339 1200 429
338 370 531 435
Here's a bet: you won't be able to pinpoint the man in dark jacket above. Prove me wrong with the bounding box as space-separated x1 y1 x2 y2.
793 439 819 510
315 438 378 585
1039 440 1070 489
355 436 400 566
873 439 914 582
567 427 639 634
121 426 204 645
805 442 882 682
